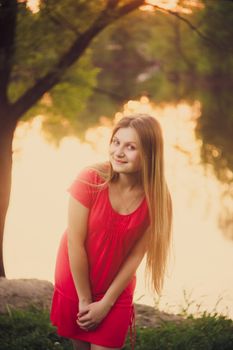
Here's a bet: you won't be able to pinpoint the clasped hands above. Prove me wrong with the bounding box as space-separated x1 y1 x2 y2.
77 299 111 331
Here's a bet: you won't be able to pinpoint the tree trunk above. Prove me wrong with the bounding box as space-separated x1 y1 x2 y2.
0 111 17 276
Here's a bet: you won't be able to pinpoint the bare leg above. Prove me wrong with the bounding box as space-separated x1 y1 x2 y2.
71 339 90 350
91 344 121 350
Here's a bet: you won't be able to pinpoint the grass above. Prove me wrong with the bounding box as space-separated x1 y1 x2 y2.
124 313 233 350
0 306 233 350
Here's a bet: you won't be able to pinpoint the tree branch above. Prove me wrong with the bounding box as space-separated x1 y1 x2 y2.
46 8 81 36
106 0 120 9
11 1 145 120
117 0 145 17
152 5 219 49
170 16 194 70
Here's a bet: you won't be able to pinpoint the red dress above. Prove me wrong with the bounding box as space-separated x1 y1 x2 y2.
50 168 149 348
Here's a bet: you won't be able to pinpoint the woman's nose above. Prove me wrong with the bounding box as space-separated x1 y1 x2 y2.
115 147 125 157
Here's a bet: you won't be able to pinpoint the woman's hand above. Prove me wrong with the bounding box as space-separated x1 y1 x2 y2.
78 299 92 319
77 299 111 331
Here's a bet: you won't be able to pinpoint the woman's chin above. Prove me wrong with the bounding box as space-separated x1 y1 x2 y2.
111 160 127 169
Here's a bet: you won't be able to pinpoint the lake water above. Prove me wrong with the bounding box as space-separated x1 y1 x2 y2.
4 97 233 318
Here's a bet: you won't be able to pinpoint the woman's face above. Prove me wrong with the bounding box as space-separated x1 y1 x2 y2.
109 127 142 174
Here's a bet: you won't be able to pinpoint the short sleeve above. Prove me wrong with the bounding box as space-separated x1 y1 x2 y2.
67 168 96 208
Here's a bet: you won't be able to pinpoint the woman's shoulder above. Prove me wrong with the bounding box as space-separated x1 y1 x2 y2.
78 162 110 185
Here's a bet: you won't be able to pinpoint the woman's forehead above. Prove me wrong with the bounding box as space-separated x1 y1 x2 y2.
113 127 139 143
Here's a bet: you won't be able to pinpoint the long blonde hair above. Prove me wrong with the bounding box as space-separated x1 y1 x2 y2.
92 114 172 294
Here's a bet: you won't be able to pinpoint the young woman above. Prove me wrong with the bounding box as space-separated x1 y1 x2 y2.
50 114 173 350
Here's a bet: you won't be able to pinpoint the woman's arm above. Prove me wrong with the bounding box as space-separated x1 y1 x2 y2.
102 229 149 307
67 196 92 304
77 230 149 330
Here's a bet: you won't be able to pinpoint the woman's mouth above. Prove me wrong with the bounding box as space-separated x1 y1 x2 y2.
114 158 127 164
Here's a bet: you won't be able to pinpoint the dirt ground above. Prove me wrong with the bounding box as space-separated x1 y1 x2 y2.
0 277 184 328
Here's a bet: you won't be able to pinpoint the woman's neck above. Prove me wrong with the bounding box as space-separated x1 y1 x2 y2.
114 172 143 192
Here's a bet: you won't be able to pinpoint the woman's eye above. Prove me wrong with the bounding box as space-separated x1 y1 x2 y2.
127 145 135 150
112 139 119 145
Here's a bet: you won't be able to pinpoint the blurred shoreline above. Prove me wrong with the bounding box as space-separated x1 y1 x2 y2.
0 277 189 327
